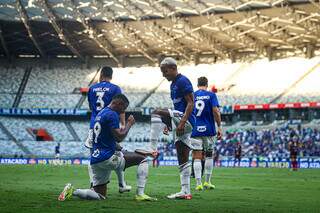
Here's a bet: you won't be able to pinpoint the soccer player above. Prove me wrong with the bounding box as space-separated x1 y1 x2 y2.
234 142 242 167
288 136 299 171
58 94 156 201
85 66 130 193
150 57 195 200
190 76 222 191
55 143 60 159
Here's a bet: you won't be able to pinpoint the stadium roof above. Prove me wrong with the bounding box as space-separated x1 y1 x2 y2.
0 0 319 65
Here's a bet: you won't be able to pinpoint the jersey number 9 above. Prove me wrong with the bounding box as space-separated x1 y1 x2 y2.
93 122 102 144
195 100 205 116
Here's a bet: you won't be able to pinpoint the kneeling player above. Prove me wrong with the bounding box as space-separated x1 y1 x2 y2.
58 94 156 201
191 77 222 190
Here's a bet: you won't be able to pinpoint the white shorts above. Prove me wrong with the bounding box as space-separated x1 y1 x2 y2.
190 136 216 151
169 109 193 148
90 151 125 187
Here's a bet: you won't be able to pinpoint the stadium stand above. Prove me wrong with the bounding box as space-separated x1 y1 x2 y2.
278 59 320 103
0 140 24 156
0 94 15 108
0 67 25 93
19 94 81 108
0 127 9 140
1 57 320 109
0 117 74 141
141 57 320 107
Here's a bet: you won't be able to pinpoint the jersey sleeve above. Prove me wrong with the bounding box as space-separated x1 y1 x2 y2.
179 77 193 96
211 92 220 107
115 85 122 95
108 111 120 129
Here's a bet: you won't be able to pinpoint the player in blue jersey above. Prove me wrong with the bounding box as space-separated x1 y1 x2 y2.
86 66 124 148
191 77 222 191
58 94 156 201
150 57 195 200
85 66 130 193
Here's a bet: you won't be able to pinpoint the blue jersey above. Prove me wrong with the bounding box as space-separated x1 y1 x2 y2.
191 89 219 137
90 107 119 165
88 81 121 129
170 74 196 127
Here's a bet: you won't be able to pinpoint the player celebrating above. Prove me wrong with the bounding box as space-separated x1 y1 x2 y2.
85 66 130 193
58 94 156 201
191 77 222 191
150 57 195 200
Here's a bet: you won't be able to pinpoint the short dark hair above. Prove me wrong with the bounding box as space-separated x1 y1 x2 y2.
112 94 129 106
198 76 208 87
100 66 113 78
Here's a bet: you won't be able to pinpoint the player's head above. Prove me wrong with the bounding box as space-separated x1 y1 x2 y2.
197 76 208 89
160 57 178 81
109 94 130 114
99 66 113 82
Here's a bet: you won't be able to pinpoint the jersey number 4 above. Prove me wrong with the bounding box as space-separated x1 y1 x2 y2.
195 100 205 116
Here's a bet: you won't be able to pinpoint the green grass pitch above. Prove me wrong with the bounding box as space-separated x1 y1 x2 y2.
0 165 319 213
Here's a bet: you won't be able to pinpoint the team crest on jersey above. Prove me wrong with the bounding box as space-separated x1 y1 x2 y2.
197 126 207 132
92 149 100 158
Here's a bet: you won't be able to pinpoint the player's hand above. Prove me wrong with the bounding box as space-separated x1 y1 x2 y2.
163 126 169 135
176 121 185 137
217 127 222 140
127 115 135 126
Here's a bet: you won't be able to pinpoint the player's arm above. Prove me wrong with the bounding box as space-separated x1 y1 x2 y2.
212 106 222 140
119 113 125 128
116 86 126 128
111 115 135 142
176 93 194 136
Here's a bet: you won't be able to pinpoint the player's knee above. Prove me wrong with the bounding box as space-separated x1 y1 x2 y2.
124 152 146 169
152 109 165 116
192 150 203 159
205 150 213 158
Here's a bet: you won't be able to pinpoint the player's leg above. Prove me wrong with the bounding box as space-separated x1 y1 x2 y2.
203 137 215 190
58 161 109 201
191 138 204 190
150 109 168 151
165 110 193 199
90 154 122 199
86 132 94 188
168 140 192 199
58 183 105 201
291 156 297 171
113 151 131 193
88 163 94 188
123 151 157 201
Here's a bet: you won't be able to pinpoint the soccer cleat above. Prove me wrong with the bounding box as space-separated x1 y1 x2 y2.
203 182 216 190
58 183 74 201
167 191 192 200
195 184 204 191
135 194 157 201
119 185 132 193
